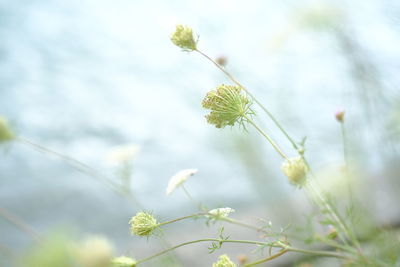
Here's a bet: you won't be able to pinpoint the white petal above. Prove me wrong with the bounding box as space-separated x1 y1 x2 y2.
166 169 198 195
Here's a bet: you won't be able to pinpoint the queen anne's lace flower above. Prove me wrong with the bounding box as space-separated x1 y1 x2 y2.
111 256 136 267
129 212 158 237
77 236 113 267
166 169 198 195
208 207 235 219
170 25 197 51
281 157 308 186
202 84 254 128
106 144 140 165
213 254 237 267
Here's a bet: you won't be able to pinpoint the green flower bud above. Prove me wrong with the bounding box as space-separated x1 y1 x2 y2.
0 116 14 142
202 84 254 128
213 254 237 267
111 256 136 267
129 212 158 237
281 157 308 186
170 25 198 51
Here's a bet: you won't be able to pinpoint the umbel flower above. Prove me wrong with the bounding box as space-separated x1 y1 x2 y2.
170 25 198 51
202 84 254 128
166 168 198 195
129 212 158 237
281 157 308 186
111 256 136 267
213 254 237 267
208 207 235 219
0 116 14 142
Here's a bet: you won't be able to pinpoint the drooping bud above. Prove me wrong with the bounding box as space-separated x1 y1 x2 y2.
170 25 198 51
281 157 308 186
212 254 237 267
326 226 338 239
111 256 136 267
202 84 254 128
129 212 158 237
0 116 14 142
335 110 345 123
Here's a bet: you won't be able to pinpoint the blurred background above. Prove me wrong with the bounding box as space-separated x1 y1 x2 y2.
1 0 399 266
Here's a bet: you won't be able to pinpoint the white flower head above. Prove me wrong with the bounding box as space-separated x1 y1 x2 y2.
208 207 235 219
106 144 140 165
166 168 198 195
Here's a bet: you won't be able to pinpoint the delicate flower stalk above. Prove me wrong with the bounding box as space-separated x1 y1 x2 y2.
0 116 14 142
166 169 198 195
170 25 198 51
213 254 237 267
202 84 254 129
129 212 158 237
111 256 137 267
281 157 308 186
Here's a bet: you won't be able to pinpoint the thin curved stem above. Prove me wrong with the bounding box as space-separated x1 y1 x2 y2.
243 249 288 267
243 114 289 160
157 213 207 228
16 137 121 192
135 238 268 265
0 207 41 243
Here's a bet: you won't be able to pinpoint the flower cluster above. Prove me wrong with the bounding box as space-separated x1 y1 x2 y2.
111 256 137 267
202 85 254 128
208 207 235 219
129 212 158 237
213 254 237 267
170 25 198 51
166 168 198 195
281 157 308 186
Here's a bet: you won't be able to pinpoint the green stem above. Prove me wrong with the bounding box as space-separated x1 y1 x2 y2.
16 137 122 193
243 115 289 160
195 49 299 151
135 237 350 266
135 238 268 265
157 213 207 228
243 249 288 267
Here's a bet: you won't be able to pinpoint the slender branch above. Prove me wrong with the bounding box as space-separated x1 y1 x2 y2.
243 249 288 267
0 207 41 242
135 238 268 265
243 114 289 160
157 213 207 228
16 137 121 192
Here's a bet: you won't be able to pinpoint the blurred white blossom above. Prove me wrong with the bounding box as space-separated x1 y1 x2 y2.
166 169 198 195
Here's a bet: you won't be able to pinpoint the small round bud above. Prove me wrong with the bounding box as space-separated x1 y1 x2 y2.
281 157 308 186
213 254 237 267
215 56 227 67
111 256 136 267
0 116 14 142
335 110 345 123
170 25 197 51
129 212 158 237
326 226 338 239
202 84 254 128
237 254 248 265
